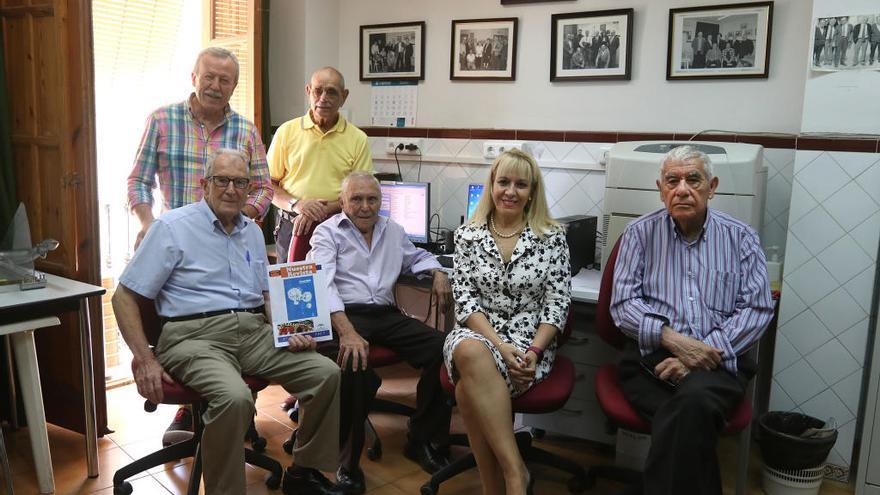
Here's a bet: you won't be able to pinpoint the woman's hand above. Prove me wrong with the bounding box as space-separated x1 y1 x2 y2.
499 343 533 389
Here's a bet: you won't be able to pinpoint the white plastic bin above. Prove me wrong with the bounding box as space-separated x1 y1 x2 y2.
762 464 824 495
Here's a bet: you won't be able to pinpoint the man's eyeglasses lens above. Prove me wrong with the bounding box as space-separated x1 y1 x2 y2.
209 176 250 189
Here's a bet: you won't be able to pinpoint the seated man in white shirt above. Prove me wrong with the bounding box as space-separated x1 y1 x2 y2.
308 171 453 494
112 149 343 495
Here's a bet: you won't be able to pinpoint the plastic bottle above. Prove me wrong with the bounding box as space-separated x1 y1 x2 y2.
765 246 782 292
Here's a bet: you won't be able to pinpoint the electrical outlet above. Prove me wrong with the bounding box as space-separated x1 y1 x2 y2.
483 140 525 160
386 138 424 155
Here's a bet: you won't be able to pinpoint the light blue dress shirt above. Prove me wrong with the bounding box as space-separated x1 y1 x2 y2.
119 199 268 317
308 213 440 314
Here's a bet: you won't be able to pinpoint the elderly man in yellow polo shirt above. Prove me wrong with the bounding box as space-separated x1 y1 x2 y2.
268 66 374 263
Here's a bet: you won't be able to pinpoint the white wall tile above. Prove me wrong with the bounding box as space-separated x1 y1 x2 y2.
844 264 877 314
784 258 840 306
800 389 855 426
834 370 864 419
838 318 870 367
804 338 860 387
817 235 874 286
824 181 879 233
834 419 857 466
829 151 880 179
775 358 827 405
778 281 808 326
850 210 880 259
789 206 846 256
766 173 793 219
771 332 800 375
794 153 849 202
857 161 880 205
769 380 798 412
779 309 833 357
543 142 576 163
812 287 868 337
543 169 578 201
781 234 811 275
786 181 819 225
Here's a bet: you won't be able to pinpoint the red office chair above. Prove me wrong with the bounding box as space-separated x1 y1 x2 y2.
589 238 753 494
420 314 588 495
112 295 282 495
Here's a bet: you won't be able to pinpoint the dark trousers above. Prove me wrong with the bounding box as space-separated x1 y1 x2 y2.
274 212 316 263
618 344 755 495
317 304 451 471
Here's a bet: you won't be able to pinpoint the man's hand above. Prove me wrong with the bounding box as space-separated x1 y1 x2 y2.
431 270 452 313
295 198 329 223
292 214 316 237
338 331 369 371
662 326 722 370
287 334 317 352
133 355 174 404
134 224 151 251
654 357 690 383
131 204 155 251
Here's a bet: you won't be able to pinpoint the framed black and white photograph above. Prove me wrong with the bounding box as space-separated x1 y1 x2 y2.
809 13 880 72
550 9 634 81
360 21 425 82
667 2 774 80
451 17 518 81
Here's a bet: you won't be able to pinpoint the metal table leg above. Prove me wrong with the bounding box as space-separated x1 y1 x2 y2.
79 298 99 478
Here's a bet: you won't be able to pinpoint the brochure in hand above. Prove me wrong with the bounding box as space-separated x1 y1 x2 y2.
267 261 333 347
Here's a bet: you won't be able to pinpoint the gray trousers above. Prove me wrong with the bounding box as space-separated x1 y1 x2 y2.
157 312 340 494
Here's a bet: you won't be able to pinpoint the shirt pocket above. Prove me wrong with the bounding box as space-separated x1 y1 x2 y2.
251 260 268 293
704 269 737 315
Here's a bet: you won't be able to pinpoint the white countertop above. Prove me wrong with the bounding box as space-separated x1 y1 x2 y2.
0 273 105 310
571 268 601 304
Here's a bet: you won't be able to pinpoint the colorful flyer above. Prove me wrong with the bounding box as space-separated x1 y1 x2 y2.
266 261 333 347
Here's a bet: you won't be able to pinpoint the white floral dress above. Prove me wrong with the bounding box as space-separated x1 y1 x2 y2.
443 222 571 397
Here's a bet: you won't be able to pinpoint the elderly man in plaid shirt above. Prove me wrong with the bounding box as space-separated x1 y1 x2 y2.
126 46 273 447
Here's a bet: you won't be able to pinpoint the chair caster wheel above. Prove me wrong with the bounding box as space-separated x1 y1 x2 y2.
420 482 438 495
266 473 282 489
251 435 267 452
283 428 297 455
113 482 133 495
567 475 587 493
367 443 382 461
288 406 299 423
531 428 546 439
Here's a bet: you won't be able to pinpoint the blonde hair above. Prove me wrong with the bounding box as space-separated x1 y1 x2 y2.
469 148 558 237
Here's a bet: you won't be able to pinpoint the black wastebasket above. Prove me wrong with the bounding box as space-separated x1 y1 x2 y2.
757 411 837 471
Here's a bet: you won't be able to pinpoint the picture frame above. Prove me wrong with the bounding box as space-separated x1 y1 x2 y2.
501 0 570 4
360 21 426 82
666 1 774 80
450 17 518 81
550 8 634 82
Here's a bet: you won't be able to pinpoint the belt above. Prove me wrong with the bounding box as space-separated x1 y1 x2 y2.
279 209 297 221
161 305 265 324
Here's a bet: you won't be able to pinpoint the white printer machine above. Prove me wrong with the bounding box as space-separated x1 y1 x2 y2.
601 141 766 267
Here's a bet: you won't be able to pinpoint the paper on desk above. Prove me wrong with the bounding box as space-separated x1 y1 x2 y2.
266 261 333 347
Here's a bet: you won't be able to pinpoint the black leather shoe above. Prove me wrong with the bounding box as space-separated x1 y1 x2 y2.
282 466 344 495
403 440 450 474
335 466 366 494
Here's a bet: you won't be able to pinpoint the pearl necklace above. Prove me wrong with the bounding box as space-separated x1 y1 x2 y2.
489 215 524 239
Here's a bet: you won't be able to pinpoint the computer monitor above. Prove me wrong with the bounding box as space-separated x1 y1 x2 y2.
465 183 484 221
379 181 431 244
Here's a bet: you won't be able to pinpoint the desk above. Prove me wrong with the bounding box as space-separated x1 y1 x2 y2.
571 268 601 303
0 274 105 494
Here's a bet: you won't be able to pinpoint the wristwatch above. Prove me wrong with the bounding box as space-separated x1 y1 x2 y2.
287 197 299 213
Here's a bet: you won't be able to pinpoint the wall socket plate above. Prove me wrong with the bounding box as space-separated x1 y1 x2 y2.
386 138 424 155
483 140 525 160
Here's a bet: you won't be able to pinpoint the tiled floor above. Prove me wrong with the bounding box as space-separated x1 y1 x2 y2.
2 363 856 494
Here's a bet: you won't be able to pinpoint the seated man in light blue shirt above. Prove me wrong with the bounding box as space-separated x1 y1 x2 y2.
307 171 453 493
610 145 774 495
112 148 344 495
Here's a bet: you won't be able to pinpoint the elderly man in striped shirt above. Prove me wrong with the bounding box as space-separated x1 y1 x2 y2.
610 145 773 495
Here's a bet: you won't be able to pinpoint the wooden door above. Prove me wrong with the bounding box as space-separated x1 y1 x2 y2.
2 0 106 434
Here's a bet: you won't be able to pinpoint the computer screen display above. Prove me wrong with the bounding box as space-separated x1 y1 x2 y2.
466 183 484 221
379 182 430 244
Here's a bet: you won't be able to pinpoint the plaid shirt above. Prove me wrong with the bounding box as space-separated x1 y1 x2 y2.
127 96 273 217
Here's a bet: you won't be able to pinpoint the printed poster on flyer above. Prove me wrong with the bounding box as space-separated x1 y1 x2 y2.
266 261 333 347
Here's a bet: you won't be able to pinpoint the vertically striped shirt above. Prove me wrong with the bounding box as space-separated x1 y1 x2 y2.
610 208 773 373
127 96 273 216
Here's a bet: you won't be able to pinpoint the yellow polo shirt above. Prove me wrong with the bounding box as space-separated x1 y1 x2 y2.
267 112 374 201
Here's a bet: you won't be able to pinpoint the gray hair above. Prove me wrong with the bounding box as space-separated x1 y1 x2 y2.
311 66 346 90
205 148 248 177
341 171 380 193
194 47 240 83
661 145 714 179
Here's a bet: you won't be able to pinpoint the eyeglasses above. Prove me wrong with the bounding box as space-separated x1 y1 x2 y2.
207 176 250 189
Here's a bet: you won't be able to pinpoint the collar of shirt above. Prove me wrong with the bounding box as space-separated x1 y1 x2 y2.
196 199 247 235
185 93 233 123
331 213 389 247
661 208 714 245
302 111 348 134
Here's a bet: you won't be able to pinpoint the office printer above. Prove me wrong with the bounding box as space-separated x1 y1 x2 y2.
602 141 766 267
